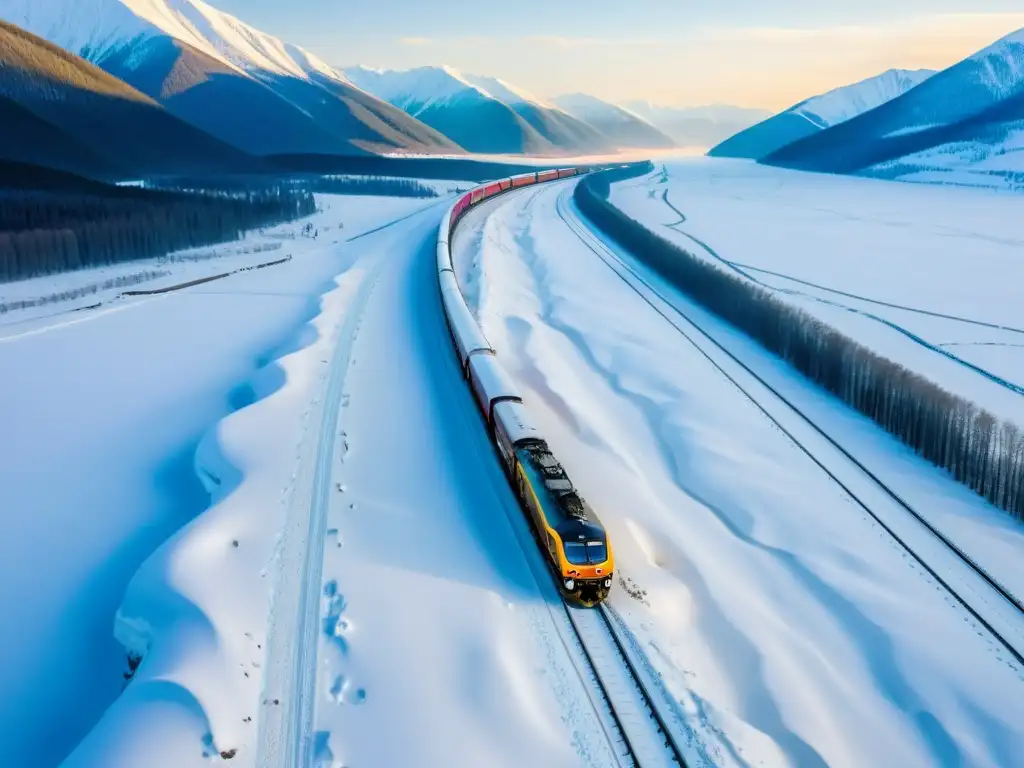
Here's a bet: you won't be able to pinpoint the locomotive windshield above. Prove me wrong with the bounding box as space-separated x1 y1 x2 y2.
564 542 589 565
565 540 608 565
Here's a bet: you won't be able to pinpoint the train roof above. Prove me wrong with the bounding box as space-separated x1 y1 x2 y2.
518 444 605 536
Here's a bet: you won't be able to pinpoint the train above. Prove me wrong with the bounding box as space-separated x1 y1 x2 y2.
437 165 616 605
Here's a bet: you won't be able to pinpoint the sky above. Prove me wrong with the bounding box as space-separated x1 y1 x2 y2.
212 0 1024 110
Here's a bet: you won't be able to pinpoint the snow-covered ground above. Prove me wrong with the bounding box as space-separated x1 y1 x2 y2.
0 193 442 767
878 124 1024 191
0 195 439 333
609 158 1024 426
298 203 617 768
452 179 1024 768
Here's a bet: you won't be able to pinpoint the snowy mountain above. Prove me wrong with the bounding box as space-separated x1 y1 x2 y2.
0 19 255 178
624 102 770 148
462 74 610 153
710 69 935 159
344 65 548 154
344 65 610 154
0 0 458 156
765 27 1024 174
553 93 676 149
872 119 1024 190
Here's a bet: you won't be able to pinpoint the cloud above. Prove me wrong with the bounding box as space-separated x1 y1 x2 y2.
399 37 432 46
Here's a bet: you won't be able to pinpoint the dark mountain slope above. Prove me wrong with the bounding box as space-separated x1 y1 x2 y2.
0 93 122 178
0 20 258 176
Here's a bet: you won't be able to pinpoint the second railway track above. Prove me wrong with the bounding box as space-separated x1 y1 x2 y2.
556 184 1024 670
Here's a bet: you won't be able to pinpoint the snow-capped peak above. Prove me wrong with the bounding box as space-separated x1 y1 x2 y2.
792 68 935 127
553 93 652 125
967 25 1024 97
462 74 555 109
343 65 504 114
0 0 347 82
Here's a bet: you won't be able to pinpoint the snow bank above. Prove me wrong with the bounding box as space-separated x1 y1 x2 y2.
0 195 434 766
60 261 370 767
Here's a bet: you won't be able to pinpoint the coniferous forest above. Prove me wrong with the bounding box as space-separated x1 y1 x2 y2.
577 164 1024 523
0 168 316 283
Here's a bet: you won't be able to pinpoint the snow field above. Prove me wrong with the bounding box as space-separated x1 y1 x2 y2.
603 159 1024 599
0 195 441 335
453 179 1024 768
0 194 436 767
609 158 1024 423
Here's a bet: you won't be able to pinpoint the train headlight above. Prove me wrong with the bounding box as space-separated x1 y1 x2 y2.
604 579 612 589
563 578 575 591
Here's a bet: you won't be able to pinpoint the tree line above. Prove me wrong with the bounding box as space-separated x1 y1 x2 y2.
309 175 440 198
152 174 443 199
0 184 315 283
576 166 1024 522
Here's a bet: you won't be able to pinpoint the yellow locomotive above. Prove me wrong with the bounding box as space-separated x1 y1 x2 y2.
439 167 614 604
511 440 615 604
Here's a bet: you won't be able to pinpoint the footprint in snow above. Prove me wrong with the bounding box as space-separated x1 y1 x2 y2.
322 581 351 653
329 674 367 707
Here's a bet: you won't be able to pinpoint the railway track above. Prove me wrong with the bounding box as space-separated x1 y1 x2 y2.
555 185 1024 669
558 602 689 768
438 204 692 766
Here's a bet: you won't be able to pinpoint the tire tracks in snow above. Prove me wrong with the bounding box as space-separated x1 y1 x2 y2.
256 208 439 767
255 262 381 768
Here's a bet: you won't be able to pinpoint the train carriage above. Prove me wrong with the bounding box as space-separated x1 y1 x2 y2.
437 166 615 605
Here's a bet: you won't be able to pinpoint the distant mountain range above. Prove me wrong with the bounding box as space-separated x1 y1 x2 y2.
624 102 770 148
709 69 936 160
344 65 614 155
21 0 1014 184
0 0 459 158
552 93 676 149
705 25 1024 190
763 29 1024 182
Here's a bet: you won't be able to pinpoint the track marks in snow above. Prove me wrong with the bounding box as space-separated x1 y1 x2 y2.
256 259 383 768
642 175 1024 399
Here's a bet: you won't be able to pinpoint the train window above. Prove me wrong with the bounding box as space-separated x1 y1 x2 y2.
544 477 572 493
564 541 589 565
586 541 608 563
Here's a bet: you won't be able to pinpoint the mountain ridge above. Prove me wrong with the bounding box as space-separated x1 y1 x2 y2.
0 18 259 177
710 68 935 160
0 0 459 156
763 28 1024 173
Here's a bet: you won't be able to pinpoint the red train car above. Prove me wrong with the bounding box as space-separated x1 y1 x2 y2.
556 168 577 179
452 193 472 220
511 174 538 188
537 169 559 183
